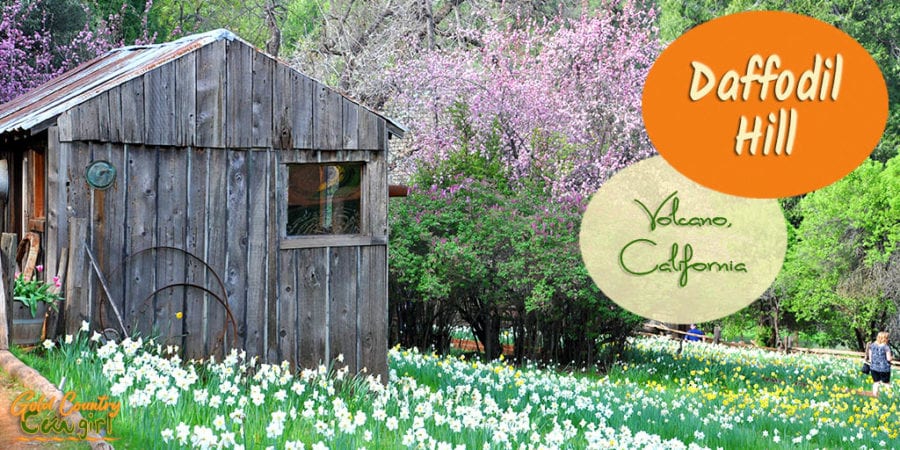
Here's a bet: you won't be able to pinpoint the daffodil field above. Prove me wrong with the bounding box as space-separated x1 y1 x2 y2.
15 328 900 449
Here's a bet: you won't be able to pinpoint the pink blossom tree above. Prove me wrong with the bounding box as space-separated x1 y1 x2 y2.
0 0 154 103
389 1 661 202
387 2 662 363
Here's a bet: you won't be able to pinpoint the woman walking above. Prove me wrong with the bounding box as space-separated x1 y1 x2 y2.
867 331 893 397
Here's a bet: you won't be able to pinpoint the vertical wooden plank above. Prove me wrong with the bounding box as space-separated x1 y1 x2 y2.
65 142 91 220
245 150 268 359
368 152 388 238
56 111 73 142
108 85 123 143
0 270 7 350
64 220 89 335
226 41 253 148
273 65 293 150
51 141 71 273
45 128 61 287
297 247 327 370
378 115 386 150
124 146 157 337
196 40 226 148
277 250 296 367
292 75 314 149
251 52 274 148
97 92 111 142
358 109 380 150
75 98 99 141
184 147 209 361
313 83 327 149
342 99 359 150
206 149 228 358
98 143 125 338
155 147 187 348
175 52 197 147
144 65 177 146
0 234 16 350
329 246 357 371
89 143 109 329
224 150 248 351
327 91 343 150
121 77 145 144
359 244 388 379
266 149 279 361
357 246 369 373
314 84 342 149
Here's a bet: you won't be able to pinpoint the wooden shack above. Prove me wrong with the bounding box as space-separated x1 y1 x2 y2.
0 30 403 378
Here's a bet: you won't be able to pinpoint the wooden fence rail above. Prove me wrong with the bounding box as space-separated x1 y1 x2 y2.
641 322 900 367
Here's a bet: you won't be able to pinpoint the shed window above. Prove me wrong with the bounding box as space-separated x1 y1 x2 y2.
287 163 362 235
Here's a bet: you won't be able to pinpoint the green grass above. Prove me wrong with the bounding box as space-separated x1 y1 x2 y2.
12 330 900 449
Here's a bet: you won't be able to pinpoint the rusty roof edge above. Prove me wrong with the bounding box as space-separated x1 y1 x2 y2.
112 28 237 54
1 33 224 134
0 28 408 138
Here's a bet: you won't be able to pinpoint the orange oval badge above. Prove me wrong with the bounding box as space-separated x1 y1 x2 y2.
642 11 888 198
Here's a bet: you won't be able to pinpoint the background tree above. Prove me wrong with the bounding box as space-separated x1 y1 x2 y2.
778 156 900 349
388 1 660 198
389 116 644 365
387 2 658 364
287 0 607 109
150 0 298 52
0 0 152 103
87 0 160 43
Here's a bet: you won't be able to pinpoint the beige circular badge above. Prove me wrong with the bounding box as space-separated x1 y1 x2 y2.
579 156 787 324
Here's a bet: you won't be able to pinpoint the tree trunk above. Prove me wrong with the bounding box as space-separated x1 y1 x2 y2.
265 0 282 56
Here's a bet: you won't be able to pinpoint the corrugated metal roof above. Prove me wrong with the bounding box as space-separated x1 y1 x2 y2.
0 29 235 136
0 29 405 137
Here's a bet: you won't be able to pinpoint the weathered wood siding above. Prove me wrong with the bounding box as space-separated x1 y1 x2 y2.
56 145 387 371
59 39 386 152
46 37 392 376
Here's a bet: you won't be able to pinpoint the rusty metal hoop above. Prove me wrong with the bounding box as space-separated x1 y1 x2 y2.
100 246 237 353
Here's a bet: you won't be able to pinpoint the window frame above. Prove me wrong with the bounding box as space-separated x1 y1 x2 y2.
281 160 374 249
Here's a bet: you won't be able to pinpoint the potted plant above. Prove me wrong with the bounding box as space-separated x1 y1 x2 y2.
13 265 63 318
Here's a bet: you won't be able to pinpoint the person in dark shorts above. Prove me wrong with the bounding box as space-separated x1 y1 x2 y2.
866 331 893 397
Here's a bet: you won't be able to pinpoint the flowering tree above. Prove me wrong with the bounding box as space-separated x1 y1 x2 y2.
387 3 660 364
389 1 661 201
0 0 154 103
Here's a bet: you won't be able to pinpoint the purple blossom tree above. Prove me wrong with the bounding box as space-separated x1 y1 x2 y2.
0 0 154 103
390 1 661 201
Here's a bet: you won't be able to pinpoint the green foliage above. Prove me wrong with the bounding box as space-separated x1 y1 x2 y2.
150 0 264 45
13 273 63 318
280 0 323 54
390 98 643 364
89 0 160 42
413 101 511 194
21 0 88 44
149 0 324 55
779 156 900 347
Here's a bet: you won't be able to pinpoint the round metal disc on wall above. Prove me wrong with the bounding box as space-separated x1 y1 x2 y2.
85 160 116 190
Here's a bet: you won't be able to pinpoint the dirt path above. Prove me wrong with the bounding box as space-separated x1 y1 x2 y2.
0 367 87 449
0 366 44 448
